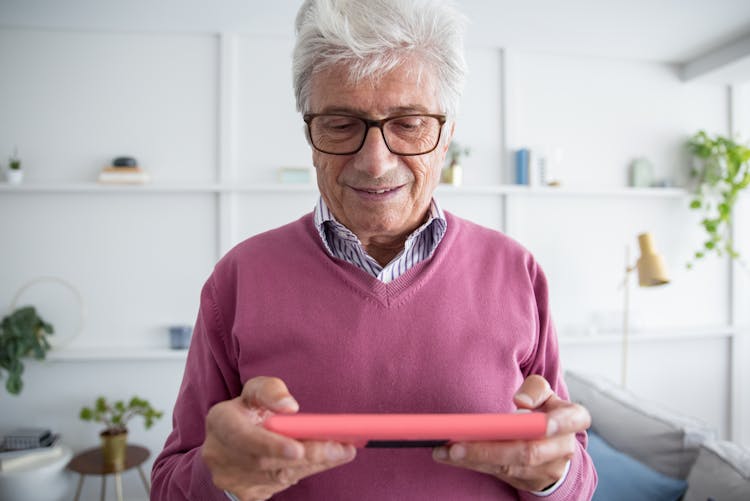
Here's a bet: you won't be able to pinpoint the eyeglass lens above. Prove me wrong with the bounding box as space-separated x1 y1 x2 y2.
308 115 443 155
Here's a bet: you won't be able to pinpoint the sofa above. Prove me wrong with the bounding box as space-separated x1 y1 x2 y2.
566 371 750 501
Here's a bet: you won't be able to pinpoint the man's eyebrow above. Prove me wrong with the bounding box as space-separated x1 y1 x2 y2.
317 104 433 116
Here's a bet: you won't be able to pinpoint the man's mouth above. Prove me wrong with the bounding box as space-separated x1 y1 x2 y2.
351 184 405 199
362 187 397 194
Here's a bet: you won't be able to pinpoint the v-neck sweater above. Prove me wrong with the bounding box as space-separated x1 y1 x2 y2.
152 212 597 501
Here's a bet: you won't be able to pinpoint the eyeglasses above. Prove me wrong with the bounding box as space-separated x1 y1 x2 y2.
303 113 447 156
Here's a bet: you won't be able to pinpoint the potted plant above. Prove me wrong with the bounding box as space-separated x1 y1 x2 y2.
79 396 163 469
0 306 54 395
6 148 23 185
441 141 471 186
686 130 750 268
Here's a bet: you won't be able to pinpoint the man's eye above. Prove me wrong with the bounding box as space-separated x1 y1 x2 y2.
391 117 425 132
320 117 359 131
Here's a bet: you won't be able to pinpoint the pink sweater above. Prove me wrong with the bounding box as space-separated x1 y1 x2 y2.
151 212 597 500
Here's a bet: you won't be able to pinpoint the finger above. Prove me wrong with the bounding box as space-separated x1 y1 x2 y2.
253 441 357 471
242 442 357 490
513 375 554 410
287 442 357 476
303 441 358 464
205 399 305 462
244 425 307 461
205 435 355 495
433 435 576 470
241 376 300 414
545 401 591 437
495 457 570 493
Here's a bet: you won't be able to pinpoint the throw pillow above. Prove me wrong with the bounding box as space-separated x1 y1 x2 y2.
682 439 750 501
566 370 714 479
588 431 688 501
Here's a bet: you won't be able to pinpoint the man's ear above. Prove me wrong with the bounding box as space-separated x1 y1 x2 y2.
443 121 456 155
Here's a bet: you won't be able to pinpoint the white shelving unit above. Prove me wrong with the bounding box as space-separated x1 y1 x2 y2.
0 181 688 198
44 348 188 362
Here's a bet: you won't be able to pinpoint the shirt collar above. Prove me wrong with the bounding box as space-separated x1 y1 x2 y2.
313 197 446 257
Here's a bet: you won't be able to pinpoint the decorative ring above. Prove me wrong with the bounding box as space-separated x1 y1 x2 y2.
10 276 86 349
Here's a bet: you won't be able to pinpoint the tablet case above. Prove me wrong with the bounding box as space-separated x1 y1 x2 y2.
264 413 548 448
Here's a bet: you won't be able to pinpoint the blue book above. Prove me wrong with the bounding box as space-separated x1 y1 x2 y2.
515 148 529 185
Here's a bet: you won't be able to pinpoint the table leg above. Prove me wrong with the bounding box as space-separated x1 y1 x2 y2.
115 472 123 501
101 475 106 501
137 465 151 493
73 474 85 501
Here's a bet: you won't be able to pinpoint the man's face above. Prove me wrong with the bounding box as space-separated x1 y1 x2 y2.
307 63 452 244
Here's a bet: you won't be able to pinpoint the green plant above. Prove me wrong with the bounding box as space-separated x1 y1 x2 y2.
446 141 471 167
80 396 163 435
0 306 54 395
8 147 21 170
686 130 750 268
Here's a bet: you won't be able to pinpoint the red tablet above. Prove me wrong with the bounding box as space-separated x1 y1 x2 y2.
264 413 548 448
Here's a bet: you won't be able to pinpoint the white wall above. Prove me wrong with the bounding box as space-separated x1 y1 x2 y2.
512 53 728 188
731 82 750 445
0 29 218 183
0 17 748 500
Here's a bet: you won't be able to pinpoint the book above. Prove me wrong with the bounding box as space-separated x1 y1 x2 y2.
0 444 64 472
97 164 150 184
515 148 529 185
0 428 53 450
101 166 144 174
98 170 151 184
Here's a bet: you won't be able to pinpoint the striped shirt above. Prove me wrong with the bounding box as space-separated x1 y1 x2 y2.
313 197 447 283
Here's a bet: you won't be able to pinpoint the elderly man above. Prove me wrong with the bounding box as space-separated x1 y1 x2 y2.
152 0 597 499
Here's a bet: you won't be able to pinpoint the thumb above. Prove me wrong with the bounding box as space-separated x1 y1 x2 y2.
513 374 553 410
241 376 300 414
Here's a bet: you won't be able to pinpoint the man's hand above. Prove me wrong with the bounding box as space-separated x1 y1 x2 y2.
202 377 357 501
432 375 590 493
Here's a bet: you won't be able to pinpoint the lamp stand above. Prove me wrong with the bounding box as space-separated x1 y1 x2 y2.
620 233 669 389
622 245 633 388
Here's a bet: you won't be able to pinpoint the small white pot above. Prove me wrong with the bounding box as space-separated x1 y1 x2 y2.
6 169 23 185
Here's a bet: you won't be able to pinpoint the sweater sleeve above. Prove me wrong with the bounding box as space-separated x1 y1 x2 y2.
517 257 598 501
151 276 242 500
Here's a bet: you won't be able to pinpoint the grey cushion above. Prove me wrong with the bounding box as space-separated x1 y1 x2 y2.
565 371 715 479
683 439 750 501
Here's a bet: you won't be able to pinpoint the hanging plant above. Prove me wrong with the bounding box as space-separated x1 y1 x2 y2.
0 306 54 394
686 130 750 268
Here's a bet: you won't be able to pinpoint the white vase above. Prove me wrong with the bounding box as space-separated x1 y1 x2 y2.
6 169 23 185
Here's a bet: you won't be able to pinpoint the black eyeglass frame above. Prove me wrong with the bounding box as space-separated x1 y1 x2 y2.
303 113 448 156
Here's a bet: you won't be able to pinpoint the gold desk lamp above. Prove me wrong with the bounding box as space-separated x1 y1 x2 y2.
622 232 670 387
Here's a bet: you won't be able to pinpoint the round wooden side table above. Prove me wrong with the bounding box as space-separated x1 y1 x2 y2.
67 444 150 501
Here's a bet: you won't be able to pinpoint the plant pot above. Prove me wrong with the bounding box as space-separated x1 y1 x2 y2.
6 169 23 185
100 430 128 470
441 162 462 186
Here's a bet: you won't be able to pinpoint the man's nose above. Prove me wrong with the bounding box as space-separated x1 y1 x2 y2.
352 126 398 177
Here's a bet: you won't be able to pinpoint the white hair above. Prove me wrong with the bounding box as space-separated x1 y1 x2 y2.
292 0 467 118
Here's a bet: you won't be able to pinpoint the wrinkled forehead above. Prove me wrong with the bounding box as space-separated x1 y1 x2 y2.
308 59 441 115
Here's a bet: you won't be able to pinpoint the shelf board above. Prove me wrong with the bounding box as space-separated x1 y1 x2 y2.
44 348 188 362
38 326 735 361
491 185 687 198
0 181 688 197
0 182 223 193
559 326 735 345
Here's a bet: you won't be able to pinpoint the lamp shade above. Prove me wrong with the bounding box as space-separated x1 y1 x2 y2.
635 233 669 287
